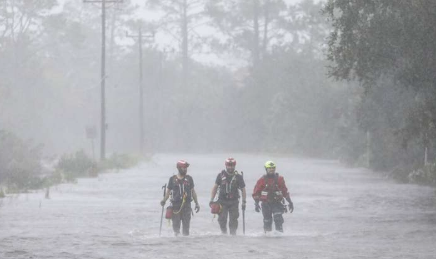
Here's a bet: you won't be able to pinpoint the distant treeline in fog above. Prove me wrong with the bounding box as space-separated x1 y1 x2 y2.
1 0 436 189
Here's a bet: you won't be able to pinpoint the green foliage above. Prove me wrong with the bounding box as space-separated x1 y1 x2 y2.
98 153 143 172
324 0 436 181
56 150 97 180
257 49 354 157
203 0 349 157
408 164 436 186
206 0 288 65
1 0 353 162
8 0 433 191
55 151 142 182
324 0 436 88
45 170 64 186
0 130 44 192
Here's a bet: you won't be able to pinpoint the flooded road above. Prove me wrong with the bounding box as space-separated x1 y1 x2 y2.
1 153 436 258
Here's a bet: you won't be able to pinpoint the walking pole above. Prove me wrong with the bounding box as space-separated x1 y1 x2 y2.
241 171 245 235
159 184 166 236
242 206 246 235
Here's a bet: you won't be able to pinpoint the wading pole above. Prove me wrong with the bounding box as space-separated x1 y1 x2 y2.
159 184 166 236
242 207 246 235
241 171 245 235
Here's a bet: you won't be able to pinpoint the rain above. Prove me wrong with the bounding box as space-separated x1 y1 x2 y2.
1 0 436 258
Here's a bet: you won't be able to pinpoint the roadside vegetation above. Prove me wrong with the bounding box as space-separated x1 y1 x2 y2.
0 130 143 196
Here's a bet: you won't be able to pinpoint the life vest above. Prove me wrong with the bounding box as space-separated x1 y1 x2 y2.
170 175 192 204
260 173 283 202
218 170 241 200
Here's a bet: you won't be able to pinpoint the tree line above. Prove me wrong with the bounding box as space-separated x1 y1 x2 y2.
1 0 436 191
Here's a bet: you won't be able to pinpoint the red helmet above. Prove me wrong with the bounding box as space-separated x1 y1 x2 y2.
176 160 190 169
225 157 236 167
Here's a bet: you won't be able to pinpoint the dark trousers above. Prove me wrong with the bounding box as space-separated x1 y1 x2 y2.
172 203 192 236
261 201 284 232
218 199 239 235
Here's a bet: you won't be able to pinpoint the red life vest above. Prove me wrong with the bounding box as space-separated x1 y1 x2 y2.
260 173 283 202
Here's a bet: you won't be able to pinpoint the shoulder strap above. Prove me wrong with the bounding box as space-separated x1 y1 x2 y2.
263 174 279 187
274 173 279 187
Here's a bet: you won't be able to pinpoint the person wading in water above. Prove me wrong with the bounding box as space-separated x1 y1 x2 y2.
210 157 246 235
161 160 200 236
252 161 293 233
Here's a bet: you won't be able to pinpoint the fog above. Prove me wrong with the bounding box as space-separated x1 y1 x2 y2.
1 0 338 157
1 0 436 258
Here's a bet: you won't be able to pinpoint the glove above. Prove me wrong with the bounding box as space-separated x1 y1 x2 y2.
160 200 166 207
255 201 261 212
288 202 294 213
241 200 246 211
195 203 200 213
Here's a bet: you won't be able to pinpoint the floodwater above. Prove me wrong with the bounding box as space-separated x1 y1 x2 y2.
1 153 436 259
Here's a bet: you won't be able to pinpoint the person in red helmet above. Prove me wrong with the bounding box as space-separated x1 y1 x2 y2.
160 160 200 236
252 161 293 233
210 157 246 235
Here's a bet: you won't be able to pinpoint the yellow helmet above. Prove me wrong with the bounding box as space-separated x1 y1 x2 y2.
264 161 276 169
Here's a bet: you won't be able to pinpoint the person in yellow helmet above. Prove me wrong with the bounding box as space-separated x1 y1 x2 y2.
252 161 293 233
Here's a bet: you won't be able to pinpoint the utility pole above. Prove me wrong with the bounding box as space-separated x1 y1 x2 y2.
181 0 189 89
126 25 154 154
84 0 123 161
253 0 260 68
366 131 371 168
156 51 165 151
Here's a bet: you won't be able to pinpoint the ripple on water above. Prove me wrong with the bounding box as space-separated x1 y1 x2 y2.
4 250 28 257
110 241 130 247
2 155 436 259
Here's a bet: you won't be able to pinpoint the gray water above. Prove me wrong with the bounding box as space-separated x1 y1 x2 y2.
1 153 436 259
